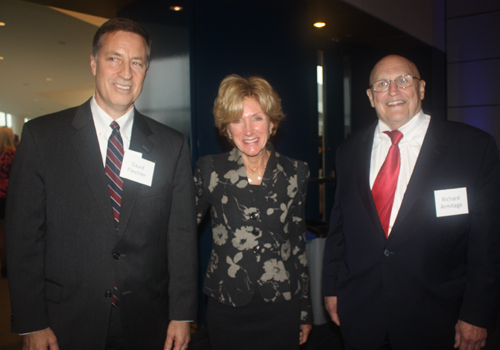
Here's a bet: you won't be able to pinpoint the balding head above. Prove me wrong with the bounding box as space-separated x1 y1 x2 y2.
369 55 420 86
366 55 426 130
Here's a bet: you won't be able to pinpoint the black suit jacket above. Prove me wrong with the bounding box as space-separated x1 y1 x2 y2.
6 100 198 350
323 118 500 350
194 145 313 324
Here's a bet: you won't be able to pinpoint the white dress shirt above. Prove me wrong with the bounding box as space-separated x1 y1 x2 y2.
369 110 430 236
90 96 134 166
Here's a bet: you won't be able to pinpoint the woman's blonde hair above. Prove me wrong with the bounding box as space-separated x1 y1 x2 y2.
0 127 15 153
213 74 285 139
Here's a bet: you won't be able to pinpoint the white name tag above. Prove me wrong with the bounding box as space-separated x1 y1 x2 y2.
434 187 469 217
120 150 155 187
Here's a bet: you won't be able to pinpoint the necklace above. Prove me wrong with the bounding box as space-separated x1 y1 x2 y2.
247 169 264 183
246 151 269 183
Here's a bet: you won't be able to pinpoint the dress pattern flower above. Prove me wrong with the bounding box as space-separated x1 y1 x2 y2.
194 144 312 324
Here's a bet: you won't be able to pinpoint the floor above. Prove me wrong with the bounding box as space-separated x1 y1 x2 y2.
0 274 343 350
0 277 22 350
1 275 499 350
188 322 343 350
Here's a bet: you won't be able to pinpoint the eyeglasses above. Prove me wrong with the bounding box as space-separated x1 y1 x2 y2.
370 75 420 92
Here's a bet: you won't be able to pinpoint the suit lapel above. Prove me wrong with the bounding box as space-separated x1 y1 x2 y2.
355 123 386 235
117 110 154 233
391 119 447 235
70 100 116 233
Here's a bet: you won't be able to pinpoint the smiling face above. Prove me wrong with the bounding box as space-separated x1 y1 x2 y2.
227 97 273 160
366 55 426 130
90 30 148 119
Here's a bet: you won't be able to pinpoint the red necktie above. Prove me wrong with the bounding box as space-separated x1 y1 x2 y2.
372 130 403 238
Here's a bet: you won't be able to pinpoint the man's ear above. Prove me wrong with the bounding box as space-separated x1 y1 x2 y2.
90 54 97 77
366 88 375 108
418 79 426 100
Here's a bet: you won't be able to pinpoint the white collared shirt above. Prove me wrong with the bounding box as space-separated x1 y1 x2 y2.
90 96 134 166
369 110 430 236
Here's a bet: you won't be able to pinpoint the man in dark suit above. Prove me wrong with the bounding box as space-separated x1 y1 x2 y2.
322 55 500 350
6 18 197 350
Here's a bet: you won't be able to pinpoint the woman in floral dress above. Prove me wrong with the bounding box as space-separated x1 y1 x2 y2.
194 74 312 350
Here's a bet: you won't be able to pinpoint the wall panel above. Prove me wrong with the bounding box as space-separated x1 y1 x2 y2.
448 106 500 143
447 0 500 18
447 12 500 62
447 59 500 107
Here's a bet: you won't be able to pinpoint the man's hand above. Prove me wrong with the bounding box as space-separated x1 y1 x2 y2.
299 324 312 345
164 320 190 350
324 296 340 326
454 320 487 350
23 328 59 350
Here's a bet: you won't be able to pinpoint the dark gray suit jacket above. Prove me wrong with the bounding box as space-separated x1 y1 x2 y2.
6 100 197 350
323 118 500 350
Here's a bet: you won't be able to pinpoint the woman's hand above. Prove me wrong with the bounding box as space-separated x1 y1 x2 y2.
299 324 312 345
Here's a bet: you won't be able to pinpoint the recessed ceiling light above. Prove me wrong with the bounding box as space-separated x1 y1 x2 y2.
46 78 53 82
0 22 5 27
314 22 326 28
0 57 4 60
169 6 183 11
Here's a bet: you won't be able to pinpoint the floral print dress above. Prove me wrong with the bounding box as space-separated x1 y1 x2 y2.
194 145 312 324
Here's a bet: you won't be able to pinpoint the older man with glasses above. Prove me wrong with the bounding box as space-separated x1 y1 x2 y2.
322 55 500 350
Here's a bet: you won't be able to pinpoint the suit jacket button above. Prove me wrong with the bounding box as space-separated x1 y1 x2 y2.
113 253 121 260
253 245 260 253
384 249 391 257
252 229 259 236
105 291 113 298
250 212 259 220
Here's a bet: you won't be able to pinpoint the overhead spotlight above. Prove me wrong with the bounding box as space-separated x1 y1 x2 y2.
314 22 326 28
169 6 183 11
0 22 5 26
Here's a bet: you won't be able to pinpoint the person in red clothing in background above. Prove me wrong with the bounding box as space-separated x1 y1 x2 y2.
0 127 16 278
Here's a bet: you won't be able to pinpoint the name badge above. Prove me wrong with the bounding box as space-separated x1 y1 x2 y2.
120 150 155 187
434 187 468 217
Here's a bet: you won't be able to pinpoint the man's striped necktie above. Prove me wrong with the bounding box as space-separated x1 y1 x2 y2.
105 121 123 309
105 121 124 229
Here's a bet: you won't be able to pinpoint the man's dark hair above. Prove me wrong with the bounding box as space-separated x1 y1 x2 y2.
92 18 152 68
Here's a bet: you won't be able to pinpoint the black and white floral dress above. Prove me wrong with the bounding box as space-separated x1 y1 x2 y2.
194 144 312 331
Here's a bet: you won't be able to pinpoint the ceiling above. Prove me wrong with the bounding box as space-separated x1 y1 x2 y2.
0 0 110 118
0 0 149 119
306 0 427 50
0 0 424 119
